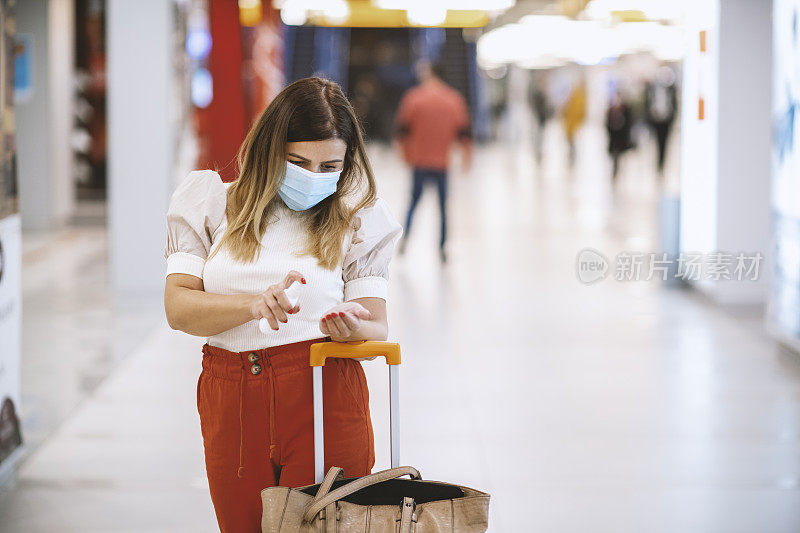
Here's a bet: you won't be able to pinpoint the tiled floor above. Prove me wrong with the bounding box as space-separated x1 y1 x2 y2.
2 128 800 532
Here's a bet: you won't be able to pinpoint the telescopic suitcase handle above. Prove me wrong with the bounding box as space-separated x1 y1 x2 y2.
310 341 401 483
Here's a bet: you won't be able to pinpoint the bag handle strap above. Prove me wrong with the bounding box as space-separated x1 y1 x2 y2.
303 466 421 523
314 467 345 499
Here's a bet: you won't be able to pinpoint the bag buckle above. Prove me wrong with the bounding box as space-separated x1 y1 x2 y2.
397 496 418 529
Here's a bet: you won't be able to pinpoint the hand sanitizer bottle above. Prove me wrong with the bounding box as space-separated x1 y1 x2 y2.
258 280 304 334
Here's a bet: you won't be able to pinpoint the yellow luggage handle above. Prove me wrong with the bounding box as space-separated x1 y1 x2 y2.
309 340 402 482
309 340 401 367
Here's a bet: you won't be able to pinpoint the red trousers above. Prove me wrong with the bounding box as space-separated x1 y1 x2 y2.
198 337 375 532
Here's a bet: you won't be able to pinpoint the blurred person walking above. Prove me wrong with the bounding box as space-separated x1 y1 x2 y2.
561 80 586 167
529 75 552 165
164 78 403 532
645 66 678 178
606 90 635 185
394 60 472 263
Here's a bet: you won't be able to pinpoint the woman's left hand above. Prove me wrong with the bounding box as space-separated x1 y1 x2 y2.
319 302 372 342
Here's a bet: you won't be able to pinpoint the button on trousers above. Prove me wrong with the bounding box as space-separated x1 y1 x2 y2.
198 337 375 532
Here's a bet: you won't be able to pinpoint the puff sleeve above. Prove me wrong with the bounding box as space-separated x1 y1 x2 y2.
164 170 227 279
342 197 404 301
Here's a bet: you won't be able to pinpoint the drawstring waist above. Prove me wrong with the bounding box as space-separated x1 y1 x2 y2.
201 336 331 479
238 358 277 478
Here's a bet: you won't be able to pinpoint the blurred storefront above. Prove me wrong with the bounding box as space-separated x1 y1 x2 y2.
192 0 286 181
0 0 24 487
73 0 106 203
770 0 800 349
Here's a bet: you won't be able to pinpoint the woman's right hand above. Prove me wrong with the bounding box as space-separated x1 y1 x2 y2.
250 271 306 331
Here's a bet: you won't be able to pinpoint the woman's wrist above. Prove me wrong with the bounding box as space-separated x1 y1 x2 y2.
242 293 259 321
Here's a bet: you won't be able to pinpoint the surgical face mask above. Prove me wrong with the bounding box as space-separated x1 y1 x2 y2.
278 161 342 211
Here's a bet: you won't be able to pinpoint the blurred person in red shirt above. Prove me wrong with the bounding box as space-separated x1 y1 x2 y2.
394 60 472 263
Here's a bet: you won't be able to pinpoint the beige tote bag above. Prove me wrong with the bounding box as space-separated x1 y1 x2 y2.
261 466 490 532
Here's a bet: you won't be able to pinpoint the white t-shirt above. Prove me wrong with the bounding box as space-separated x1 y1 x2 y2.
163 169 403 352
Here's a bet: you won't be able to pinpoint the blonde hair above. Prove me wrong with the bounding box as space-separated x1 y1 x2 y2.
208 77 377 270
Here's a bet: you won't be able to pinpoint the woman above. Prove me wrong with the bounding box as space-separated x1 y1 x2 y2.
163 77 403 531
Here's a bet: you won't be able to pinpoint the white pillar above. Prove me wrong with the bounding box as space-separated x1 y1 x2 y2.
680 0 772 304
48 0 75 226
715 0 772 301
107 0 174 294
15 0 74 231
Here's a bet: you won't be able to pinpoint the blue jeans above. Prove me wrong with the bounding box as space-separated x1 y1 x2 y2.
404 167 448 249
